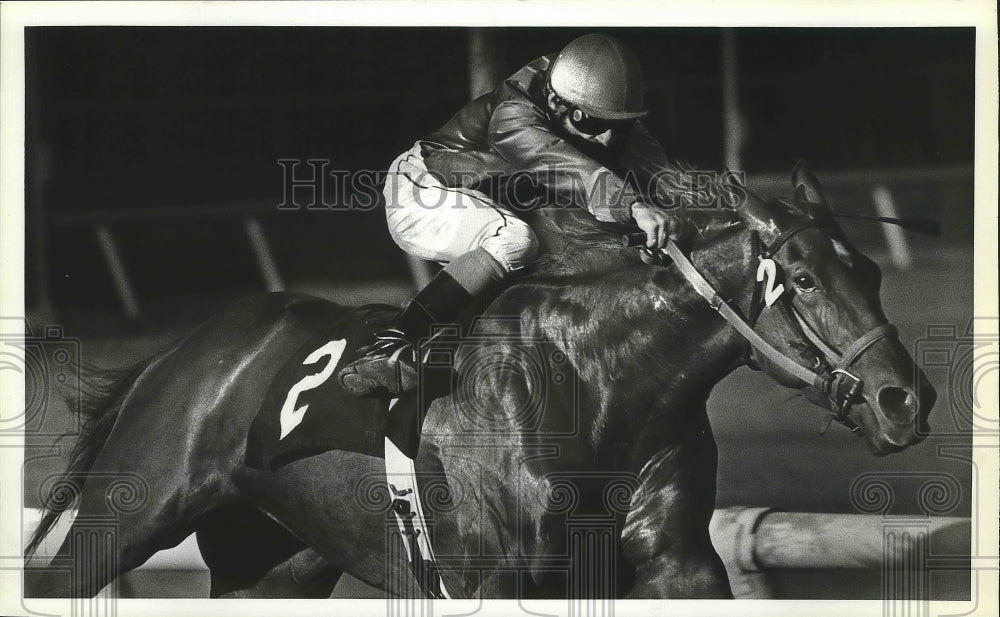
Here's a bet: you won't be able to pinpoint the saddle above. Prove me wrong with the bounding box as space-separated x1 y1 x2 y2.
243 305 455 470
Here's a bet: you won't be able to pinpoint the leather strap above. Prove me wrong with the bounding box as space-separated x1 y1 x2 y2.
747 232 765 327
790 305 896 369
384 398 452 599
790 306 842 361
664 241 819 386
839 323 897 368
626 229 897 426
761 220 824 258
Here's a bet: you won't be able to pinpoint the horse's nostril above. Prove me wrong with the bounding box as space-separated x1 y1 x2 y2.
877 386 917 423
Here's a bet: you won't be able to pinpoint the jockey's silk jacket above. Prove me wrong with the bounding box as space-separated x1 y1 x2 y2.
419 55 676 225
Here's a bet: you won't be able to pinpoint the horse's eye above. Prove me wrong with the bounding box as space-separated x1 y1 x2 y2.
793 273 817 291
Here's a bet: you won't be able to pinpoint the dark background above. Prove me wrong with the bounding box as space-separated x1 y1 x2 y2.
25 27 974 325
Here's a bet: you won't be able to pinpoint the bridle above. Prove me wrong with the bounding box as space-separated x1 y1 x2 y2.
622 218 900 433
743 219 896 432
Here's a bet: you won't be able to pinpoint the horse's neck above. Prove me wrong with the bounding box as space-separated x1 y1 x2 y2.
490 226 754 457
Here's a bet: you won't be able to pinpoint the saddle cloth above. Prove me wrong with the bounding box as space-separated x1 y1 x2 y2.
244 306 438 471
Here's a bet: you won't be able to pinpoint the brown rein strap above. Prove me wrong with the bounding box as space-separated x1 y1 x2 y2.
663 239 885 433
621 208 935 429
621 231 896 400
659 240 822 387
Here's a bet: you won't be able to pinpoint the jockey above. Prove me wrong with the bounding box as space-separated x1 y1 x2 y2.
337 33 685 397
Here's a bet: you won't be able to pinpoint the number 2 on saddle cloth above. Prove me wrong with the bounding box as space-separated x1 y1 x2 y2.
244 309 455 471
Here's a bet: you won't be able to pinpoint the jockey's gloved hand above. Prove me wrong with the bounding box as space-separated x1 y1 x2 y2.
630 201 686 249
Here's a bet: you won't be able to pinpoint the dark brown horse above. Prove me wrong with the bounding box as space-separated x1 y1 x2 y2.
25 166 934 599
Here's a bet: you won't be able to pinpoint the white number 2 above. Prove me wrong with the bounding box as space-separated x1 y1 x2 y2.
279 339 347 440
756 258 785 307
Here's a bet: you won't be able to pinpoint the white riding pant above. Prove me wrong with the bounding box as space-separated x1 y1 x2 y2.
383 142 538 273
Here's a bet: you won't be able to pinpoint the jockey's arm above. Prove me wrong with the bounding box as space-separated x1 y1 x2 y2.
619 121 672 180
489 101 682 248
622 122 686 246
620 121 694 210
488 97 640 225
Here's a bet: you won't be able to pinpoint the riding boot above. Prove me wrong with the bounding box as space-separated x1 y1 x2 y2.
337 247 507 397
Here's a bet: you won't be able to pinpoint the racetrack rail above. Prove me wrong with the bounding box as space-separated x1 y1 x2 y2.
22 507 970 599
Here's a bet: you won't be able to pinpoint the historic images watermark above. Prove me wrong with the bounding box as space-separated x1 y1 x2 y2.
276 158 748 213
356 458 640 610
846 318 999 615
0 319 81 438
913 318 1000 437
4 317 152 612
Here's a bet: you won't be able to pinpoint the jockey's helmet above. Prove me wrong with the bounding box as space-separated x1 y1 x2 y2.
547 34 648 121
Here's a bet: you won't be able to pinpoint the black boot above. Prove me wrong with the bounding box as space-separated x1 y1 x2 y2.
338 248 506 397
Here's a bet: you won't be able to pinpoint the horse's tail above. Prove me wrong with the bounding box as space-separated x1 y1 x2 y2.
24 356 156 561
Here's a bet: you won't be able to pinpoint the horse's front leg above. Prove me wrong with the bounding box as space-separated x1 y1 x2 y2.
620 423 732 599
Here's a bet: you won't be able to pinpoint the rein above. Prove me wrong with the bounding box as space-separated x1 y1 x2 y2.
622 223 900 432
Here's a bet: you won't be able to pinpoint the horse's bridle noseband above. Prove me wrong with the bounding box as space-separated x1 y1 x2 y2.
624 219 899 433
743 222 898 432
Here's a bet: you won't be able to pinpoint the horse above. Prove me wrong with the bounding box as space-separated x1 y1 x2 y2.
24 164 935 599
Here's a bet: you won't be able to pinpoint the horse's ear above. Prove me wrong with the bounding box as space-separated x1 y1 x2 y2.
791 160 831 217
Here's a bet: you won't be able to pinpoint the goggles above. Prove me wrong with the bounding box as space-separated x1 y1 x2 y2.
568 107 637 135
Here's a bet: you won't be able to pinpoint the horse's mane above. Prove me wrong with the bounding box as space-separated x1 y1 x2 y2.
514 161 784 280
521 204 746 280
